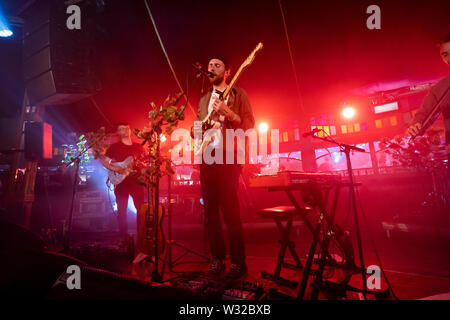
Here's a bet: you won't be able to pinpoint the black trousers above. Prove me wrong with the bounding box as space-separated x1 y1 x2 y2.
200 164 246 265
114 177 144 237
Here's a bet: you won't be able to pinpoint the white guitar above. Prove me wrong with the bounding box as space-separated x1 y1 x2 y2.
107 156 135 186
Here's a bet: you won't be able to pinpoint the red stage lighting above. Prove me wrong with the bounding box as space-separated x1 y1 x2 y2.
342 107 356 119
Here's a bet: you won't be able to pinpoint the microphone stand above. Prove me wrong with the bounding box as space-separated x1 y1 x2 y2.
62 134 105 253
309 133 369 298
151 130 162 282
159 67 212 278
160 164 210 278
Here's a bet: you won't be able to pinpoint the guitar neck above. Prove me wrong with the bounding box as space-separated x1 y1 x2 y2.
202 42 263 123
223 64 246 100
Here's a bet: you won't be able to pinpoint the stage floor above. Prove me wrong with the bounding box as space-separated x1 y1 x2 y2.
61 213 450 300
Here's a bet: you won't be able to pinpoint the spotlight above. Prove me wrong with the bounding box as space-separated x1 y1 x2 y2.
0 12 13 37
258 122 269 133
0 29 13 37
160 134 166 143
342 107 356 119
331 152 341 164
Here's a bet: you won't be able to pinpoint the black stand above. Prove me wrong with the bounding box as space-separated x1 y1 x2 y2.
62 134 106 253
150 133 162 282
161 171 210 277
306 134 368 299
63 158 81 253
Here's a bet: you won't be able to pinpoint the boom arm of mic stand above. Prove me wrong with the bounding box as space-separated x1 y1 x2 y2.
309 135 366 153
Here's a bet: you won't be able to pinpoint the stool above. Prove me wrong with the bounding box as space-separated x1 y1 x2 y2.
257 205 311 288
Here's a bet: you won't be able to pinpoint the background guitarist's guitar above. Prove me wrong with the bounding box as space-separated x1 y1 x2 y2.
107 156 134 186
137 197 165 256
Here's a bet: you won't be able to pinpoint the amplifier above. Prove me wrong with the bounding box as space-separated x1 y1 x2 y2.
74 191 107 218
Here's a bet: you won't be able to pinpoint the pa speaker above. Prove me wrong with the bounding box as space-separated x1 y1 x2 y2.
24 121 53 161
21 0 95 106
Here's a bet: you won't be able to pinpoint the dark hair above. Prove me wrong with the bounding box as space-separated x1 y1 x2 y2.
438 33 450 46
114 122 130 128
209 55 231 71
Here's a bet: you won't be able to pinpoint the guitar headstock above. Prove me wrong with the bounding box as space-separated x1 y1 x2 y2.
242 42 263 69
222 42 263 101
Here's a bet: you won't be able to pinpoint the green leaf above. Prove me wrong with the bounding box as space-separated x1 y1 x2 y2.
166 106 176 115
149 110 157 119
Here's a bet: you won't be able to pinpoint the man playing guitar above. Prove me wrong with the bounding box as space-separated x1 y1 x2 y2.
407 34 450 161
98 123 145 248
196 56 255 280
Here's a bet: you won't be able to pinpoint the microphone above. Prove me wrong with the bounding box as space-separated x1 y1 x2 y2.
192 62 214 78
302 128 321 138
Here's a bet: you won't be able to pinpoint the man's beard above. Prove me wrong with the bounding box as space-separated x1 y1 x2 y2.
210 74 225 86
120 133 130 139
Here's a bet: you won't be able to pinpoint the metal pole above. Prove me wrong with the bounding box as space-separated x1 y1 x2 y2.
345 148 367 298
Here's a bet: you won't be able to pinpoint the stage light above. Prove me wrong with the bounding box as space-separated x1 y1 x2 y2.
373 101 399 114
258 122 269 133
0 29 12 37
342 107 356 119
0 12 13 37
331 152 342 164
160 134 166 143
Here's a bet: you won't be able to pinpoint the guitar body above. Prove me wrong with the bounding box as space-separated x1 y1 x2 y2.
137 202 165 256
108 156 134 185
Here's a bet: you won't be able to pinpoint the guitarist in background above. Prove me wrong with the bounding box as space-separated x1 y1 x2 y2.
407 34 450 162
196 56 255 280
99 123 145 248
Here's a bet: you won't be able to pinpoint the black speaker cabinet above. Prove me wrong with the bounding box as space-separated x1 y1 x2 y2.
24 121 53 160
21 0 95 106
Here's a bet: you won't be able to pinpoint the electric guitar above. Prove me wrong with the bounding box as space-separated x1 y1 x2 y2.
107 156 135 186
137 200 165 256
197 42 263 155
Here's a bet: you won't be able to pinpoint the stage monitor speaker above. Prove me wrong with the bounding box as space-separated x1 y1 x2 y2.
24 121 53 161
21 0 96 106
47 265 202 300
